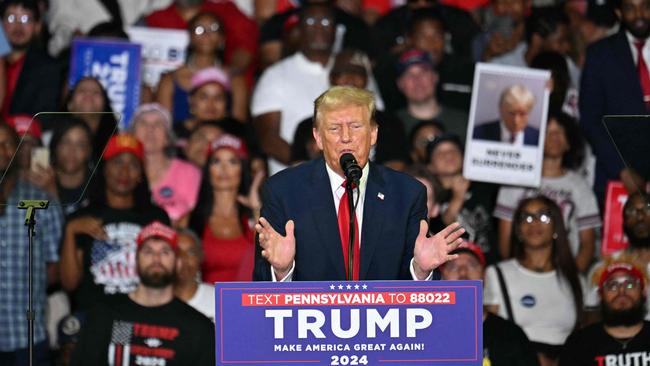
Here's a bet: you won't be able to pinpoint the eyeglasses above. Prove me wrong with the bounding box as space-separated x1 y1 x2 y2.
5 14 32 24
519 211 552 224
303 17 333 28
624 203 650 217
193 23 220 35
603 277 641 293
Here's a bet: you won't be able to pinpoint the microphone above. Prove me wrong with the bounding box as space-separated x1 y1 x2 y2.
339 153 362 184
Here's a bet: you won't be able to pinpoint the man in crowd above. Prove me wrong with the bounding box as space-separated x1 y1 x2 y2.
560 260 650 365
1 0 61 119
71 221 215 365
254 85 465 282
585 192 650 321
580 0 650 201
473 84 540 146
291 49 408 170
395 48 468 141
0 123 63 365
173 228 215 322
252 3 335 175
440 241 540 366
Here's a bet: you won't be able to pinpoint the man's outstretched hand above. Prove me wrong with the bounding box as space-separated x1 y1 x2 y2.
255 217 296 279
413 221 465 280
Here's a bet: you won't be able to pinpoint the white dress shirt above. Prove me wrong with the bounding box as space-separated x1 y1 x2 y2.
499 121 524 145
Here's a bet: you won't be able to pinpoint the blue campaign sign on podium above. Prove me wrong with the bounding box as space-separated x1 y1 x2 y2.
215 280 482 365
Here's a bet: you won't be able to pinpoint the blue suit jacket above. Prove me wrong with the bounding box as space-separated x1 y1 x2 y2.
579 30 647 198
253 158 430 281
472 120 540 146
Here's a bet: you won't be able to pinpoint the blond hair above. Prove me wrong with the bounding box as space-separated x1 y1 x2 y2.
499 84 535 110
313 86 376 128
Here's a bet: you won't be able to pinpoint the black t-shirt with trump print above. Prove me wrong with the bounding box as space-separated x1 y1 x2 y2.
71 294 215 366
559 321 650 366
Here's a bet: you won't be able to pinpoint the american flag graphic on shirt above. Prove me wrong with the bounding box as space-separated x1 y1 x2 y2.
108 321 133 366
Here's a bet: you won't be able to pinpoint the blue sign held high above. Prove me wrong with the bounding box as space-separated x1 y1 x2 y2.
69 38 142 130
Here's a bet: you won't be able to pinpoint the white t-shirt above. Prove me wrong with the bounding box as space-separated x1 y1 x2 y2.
484 259 580 345
494 171 601 256
251 52 331 175
187 283 215 323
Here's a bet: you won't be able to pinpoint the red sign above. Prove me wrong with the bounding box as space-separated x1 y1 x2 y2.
602 181 629 255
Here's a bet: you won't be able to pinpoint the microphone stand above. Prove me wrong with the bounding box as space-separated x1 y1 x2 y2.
345 180 355 281
17 199 49 366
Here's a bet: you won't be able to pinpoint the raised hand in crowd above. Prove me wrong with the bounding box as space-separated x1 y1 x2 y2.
237 168 265 221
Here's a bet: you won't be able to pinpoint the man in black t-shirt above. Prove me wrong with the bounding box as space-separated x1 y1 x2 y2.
440 242 540 366
560 261 650 366
71 221 215 366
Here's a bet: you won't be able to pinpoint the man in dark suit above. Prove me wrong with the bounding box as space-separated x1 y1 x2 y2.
254 86 465 281
580 0 650 202
473 84 540 146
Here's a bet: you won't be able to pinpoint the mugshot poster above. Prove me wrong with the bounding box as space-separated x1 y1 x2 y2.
463 63 551 188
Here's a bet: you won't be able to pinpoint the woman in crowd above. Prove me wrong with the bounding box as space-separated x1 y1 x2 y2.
156 11 247 123
131 103 201 228
188 134 263 282
59 133 169 312
182 120 224 167
63 76 118 158
48 118 94 214
485 196 583 366
426 133 500 264
495 111 600 273
174 66 231 140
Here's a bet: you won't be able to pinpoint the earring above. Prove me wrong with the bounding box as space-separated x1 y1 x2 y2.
552 233 558 240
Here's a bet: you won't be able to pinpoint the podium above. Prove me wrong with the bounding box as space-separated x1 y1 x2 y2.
215 280 483 365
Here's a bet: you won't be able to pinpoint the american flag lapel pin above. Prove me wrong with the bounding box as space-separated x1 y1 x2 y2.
377 192 384 200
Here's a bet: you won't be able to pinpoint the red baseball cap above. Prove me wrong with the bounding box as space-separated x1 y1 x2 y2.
102 133 144 162
451 240 486 267
136 221 178 252
599 262 646 291
6 114 42 140
208 134 248 159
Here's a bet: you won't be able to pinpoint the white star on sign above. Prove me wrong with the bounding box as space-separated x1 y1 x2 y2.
362 284 368 290
354 284 360 290
330 284 335 290
338 285 344 290
346 284 352 290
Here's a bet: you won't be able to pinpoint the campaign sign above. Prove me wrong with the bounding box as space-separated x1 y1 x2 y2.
69 38 142 129
126 26 189 88
602 181 629 255
215 280 482 365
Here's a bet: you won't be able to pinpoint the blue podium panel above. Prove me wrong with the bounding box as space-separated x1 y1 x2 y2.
215 280 482 365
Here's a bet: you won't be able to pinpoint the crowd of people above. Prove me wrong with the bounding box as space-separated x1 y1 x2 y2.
0 0 649 365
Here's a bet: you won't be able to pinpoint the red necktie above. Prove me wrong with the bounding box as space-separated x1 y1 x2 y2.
634 40 650 110
338 181 360 280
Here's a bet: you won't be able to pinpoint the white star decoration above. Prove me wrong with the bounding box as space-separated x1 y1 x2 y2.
328 283 369 290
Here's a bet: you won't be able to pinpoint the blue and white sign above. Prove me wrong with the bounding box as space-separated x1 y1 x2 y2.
69 38 142 129
215 280 482 365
